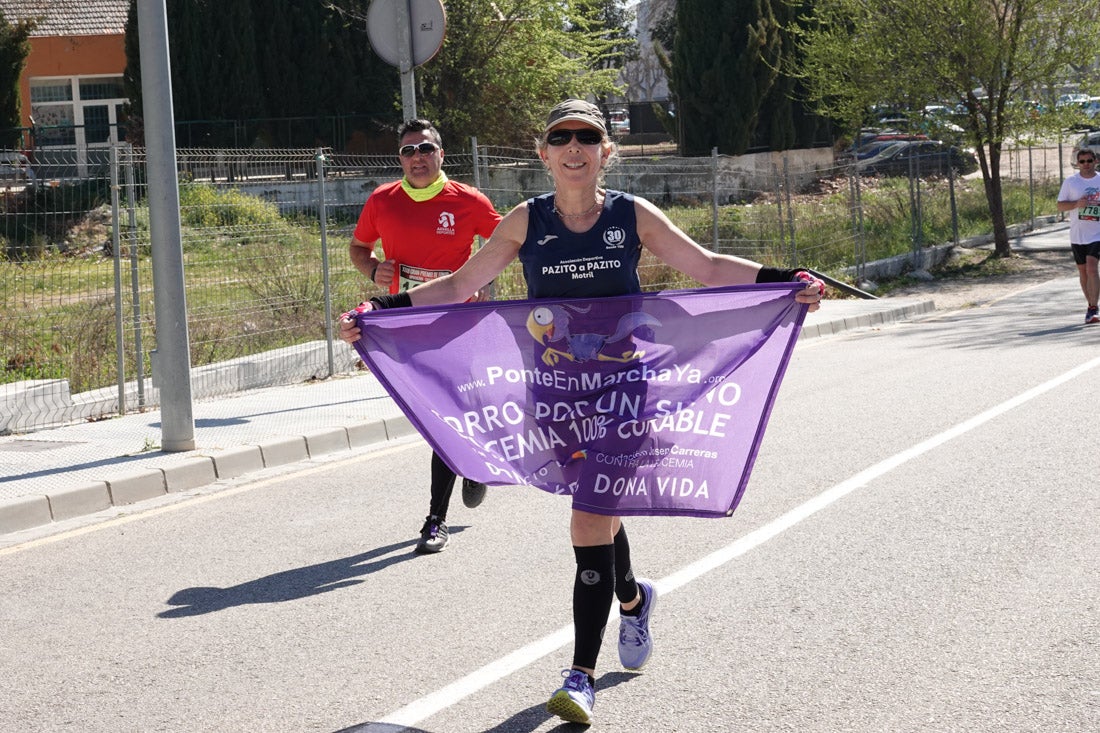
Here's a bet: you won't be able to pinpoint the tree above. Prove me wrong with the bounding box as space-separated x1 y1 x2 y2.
0 9 34 148
325 0 627 147
754 0 831 151
795 0 1100 257
124 0 399 147
569 0 637 113
414 0 628 147
669 0 783 155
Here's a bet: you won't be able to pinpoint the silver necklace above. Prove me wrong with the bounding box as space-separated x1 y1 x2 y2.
553 192 603 219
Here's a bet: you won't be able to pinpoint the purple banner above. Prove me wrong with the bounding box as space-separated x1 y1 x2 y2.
350 284 806 518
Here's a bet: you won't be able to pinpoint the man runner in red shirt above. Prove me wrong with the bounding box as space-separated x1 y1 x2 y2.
349 119 502 553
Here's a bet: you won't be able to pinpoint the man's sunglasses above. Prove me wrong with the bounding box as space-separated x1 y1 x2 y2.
546 128 603 146
399 142 440 158
1080 158 1096 164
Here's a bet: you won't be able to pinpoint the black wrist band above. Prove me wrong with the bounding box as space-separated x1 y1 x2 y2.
755 266 801 283
368 263 378 282
369 292 413 310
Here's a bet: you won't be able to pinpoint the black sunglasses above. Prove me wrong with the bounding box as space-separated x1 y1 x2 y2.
546 128 604 146
399 142 440 158
1080 158 1096 164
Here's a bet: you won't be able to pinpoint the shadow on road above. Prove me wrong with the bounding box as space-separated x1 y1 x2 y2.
328 671 639 733
157 530 467 618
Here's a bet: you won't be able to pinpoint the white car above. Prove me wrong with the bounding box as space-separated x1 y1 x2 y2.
1075 130 1100 162
1058 93 1090 108
608 112 629 135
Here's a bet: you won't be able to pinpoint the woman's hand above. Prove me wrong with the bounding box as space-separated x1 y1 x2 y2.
794 271 826 313
337 302 374 344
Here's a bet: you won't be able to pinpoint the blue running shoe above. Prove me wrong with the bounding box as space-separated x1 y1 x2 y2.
546 669 595 725
1087 307 1099 324
618 578 656 670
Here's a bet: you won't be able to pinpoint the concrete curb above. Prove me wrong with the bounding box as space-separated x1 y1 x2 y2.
0 415 414 536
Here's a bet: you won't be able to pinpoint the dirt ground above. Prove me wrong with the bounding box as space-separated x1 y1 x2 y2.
868 246 1077 312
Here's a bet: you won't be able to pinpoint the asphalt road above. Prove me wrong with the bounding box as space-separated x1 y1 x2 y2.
2 274 1098 733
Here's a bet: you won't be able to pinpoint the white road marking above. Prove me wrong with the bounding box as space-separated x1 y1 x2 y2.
366 353 1100 730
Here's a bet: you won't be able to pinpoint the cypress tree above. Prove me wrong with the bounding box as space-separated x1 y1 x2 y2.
126 0 399 149
206 0 263 123
0 9 33 147
755 0 831 151
670 0 781 155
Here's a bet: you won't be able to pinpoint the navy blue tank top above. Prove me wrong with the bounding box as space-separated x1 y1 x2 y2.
518 190 643 299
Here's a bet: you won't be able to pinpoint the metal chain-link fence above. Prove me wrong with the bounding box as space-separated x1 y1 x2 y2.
1 140 1066 434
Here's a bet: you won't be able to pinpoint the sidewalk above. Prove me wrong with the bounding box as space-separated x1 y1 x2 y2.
0 294 940 538
0 216 1074 539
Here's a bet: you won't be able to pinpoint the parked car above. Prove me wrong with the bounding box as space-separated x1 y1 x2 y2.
608 110 630 135
1057 93 1090 109
0 152 35 186
1083 97 1100 120
857 140 978 177
836 130 929 165
919 105 965 135
1073 130 1100 162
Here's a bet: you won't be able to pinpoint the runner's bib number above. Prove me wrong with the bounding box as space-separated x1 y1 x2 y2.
1082 205 1100 221
398 263 452 292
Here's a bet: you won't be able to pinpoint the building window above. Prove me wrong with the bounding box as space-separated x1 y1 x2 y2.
30 75 126 148
30 80 73 103
79 78 126 101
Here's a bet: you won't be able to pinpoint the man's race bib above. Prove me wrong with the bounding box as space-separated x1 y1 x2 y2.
1082 204 1100 221
399 264 452 292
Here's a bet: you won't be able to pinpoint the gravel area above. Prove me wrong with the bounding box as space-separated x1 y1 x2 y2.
871 246 1076 312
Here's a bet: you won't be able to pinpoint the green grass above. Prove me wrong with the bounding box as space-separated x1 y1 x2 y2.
0 176 1061 392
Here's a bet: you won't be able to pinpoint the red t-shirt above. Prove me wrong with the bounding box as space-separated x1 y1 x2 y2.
353 179 502 294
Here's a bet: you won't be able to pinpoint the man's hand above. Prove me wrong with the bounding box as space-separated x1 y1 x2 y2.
372 259 396 288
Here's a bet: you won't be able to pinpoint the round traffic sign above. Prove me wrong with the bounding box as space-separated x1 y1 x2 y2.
366 0 446 69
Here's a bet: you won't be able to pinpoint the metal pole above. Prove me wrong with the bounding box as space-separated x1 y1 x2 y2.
137 0 194 451
854 171 866 280
949 164 959 246
397 0 417 119
908 151 922 270
471 136 482 190
124 145 146 408
109 144 126 415
773 163 786 264
711 147 719 251
472 136 497 300
784 156 797 267
1028 144 1035 229
1059 137 1066 221
317 147 335 377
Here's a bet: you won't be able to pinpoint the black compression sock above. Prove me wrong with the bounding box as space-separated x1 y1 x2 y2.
571 544 615 671
613 523 640 606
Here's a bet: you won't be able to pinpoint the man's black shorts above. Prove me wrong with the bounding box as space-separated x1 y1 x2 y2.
1071 241 1100 264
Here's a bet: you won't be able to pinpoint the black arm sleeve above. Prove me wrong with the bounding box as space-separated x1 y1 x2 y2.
754 267 802 283
369 292 414 310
